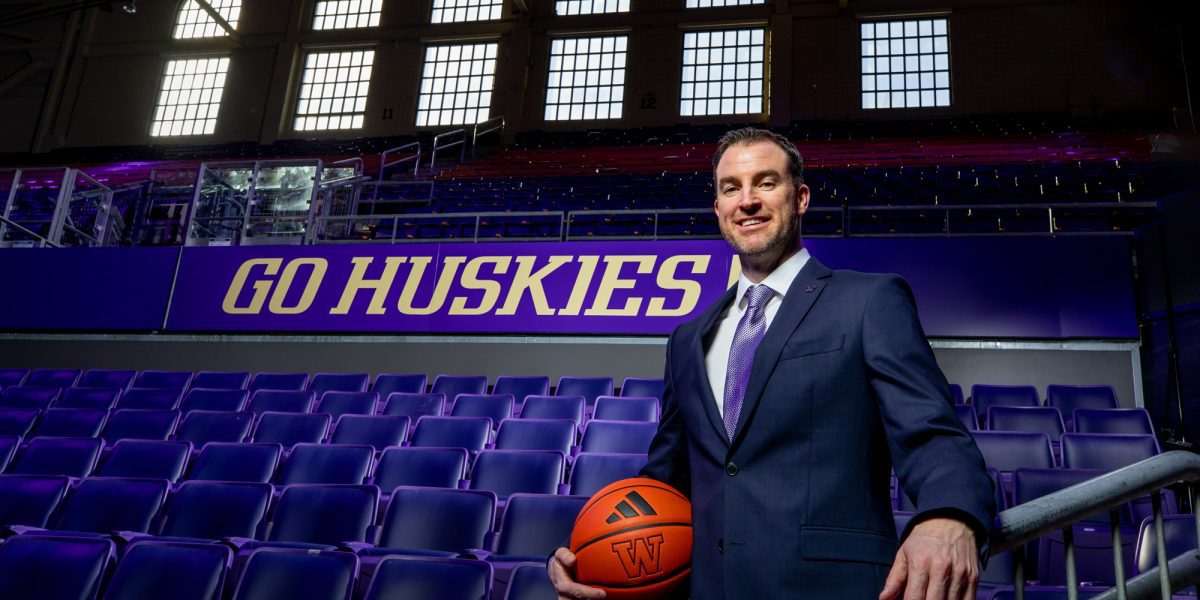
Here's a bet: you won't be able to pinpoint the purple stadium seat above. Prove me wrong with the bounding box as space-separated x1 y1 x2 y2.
53 476 170 535
186 442 282 483
493 376 550 407
117 387 184 410
468 450 565 500
620 377 665 402
315 391 378 422
579 420 658 454
373 447 468 492
247 390 316 416
32 408 107 438
263 484 379 547
450 394 514 426
519 395 585 429
971 384 1040 422
953 404 978 430
0 386 60 410
1060 433 1159 471
251 412 331 450
330 415 409 451
492 494 589 561
430 375 488 405
78 369 136 390
593 396 658 422
373 487 496 554
174 410 256 446
190 371 251 390
98 439 192 482
1135 514 1197 574
103 409 180 443
1047 384 1119 424
409 416 491 452
0 368 29 388
56 387 121 410
102 539 232 600
504 564 556 600
24 368 82 389
0 474 72 528
382 392 445 420
494 419 575 454
248 372 309 393
181 388 249 413
9 436 103 477
0 435 18 471
568 452 648 497
987 406 1066 442
0 407 39 437
970 430 1055 500
229 547 357 600
276 443 373 486
308 373 369 397
161 480 273 540
133 370 194 390
0 535 114 599
363 556 492 600
555 376 613 408
372 374 428 397
1073 408 1154 436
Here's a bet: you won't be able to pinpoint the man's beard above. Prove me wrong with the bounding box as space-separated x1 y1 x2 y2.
722 213 800 258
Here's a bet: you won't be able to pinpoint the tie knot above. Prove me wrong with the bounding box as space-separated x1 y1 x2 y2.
745 284 773 309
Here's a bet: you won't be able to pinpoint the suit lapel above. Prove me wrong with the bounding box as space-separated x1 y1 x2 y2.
731 258 833 446
690 285 738 446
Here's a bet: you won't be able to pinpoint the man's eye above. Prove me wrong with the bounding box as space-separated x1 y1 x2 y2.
759 181 776 189
722 187 738 195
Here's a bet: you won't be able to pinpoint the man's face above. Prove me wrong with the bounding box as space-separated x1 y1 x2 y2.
713 140 810 259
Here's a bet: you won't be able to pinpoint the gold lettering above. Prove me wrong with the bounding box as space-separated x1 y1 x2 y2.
330 256 405 315
222 258 283 315
397 256 465 315
497 255 572 316
268 258 327 314
559 255 600 316
728 254 741 289
585 255 656 316
450 256 511 315
647 255 710 317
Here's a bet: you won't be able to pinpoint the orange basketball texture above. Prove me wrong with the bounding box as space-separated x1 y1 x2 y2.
570 477 692 599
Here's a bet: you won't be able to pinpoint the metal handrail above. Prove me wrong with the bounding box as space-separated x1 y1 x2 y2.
472 116 505 159
329 157 364 177
992 451 1200 599
429 129 467 174
378 142 422 181
0 214 61 247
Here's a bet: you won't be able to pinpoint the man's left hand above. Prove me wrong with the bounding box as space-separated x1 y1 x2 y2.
878 517 979 600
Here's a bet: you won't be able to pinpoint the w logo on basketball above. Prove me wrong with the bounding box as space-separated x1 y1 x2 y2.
611 534 666 578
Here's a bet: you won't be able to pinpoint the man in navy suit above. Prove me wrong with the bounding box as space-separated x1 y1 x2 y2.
551 128 994 599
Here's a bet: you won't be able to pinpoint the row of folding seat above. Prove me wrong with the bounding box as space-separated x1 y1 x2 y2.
954 383 1120 418
953 405 1154 437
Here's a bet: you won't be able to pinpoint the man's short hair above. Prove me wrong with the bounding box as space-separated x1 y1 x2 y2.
712 127 805 188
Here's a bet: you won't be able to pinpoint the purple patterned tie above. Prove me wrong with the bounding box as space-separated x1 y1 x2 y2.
722 284 774 440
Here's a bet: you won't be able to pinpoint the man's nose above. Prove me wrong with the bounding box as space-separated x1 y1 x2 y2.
737 187 760 209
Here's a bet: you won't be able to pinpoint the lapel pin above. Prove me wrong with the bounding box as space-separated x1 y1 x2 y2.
805 285 817 293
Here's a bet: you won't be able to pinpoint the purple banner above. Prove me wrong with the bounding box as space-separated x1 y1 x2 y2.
165 238 1138 338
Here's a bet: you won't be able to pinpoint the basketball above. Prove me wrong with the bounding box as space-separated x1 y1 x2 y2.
570 477 692 599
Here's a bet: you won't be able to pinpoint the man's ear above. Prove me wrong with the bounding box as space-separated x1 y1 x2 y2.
795 183 811 215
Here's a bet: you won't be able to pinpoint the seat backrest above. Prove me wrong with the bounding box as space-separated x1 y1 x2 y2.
99 439 192 482
987 406 1065 442
329 415 409 451
277 443 374 486
252 412 331 449
0 368 28 388
971 384 1040 416
187 442 282 483
103 540 231 600
181 388 249 413
620 377 664 402
518 395 584 426
174 410 255 445
377 487 496 552
56 387 121 410
495 418 575 453
556 376 613 406
953 404 977 431
267 484 379 545
190 371 250 390
308 373 369 396
0 407 41 437
372 373 428 397
363 556 491 600
1046 384 1118 414
248 372 309 393
505 564 555 600
78 369 136 390
450 394 514 424
55 476 170 534
430 375 488 401
0 386 60 410
493 376 550 405
1135 514 1196 573
495 494 589 558
409 416 491 452
468 450 564 499
580 420 658 454
0 435 18 471
25 369 82 389
34 408 107 438
0 474 72 528
162 480 273 540
117 388 184 410
315 391 379 422
1012 467 1126 526
592 396 658 422
247 390 315 416
382 393 445 419
1073 408 1154 436
133 370 193 390
231 548 357 600
1060 433 1159 470
374 447 468 492
103 409 181 444
0 535 114 600
568 452 648 497
10 436 103 477
969 431 1055 472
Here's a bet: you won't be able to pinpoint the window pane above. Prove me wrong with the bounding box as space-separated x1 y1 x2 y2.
150 57 230 136
860 17 951 110
543 35 627 121
416 42 499 126
312 0 380 30
173 0 241 39
678 27 767 116
556 0 630 15
431 0 501 23
292 49 374 131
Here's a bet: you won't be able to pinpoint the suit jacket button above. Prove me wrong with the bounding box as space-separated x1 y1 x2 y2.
725 462 738 476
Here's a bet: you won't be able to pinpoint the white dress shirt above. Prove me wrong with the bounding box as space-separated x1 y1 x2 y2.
705 247 811 417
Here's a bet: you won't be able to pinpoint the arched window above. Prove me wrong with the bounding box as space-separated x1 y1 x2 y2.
173 0 241 39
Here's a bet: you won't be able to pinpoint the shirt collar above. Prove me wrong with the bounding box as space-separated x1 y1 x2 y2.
735 246 811 309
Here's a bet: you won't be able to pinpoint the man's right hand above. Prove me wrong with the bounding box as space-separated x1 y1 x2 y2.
549 547 607 600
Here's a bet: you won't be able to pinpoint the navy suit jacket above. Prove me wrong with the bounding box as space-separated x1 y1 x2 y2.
641 257 995 599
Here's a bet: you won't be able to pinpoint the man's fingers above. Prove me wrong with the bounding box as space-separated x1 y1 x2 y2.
922 558 949 600
878 551 908 600
549 547 606 600
902 556 930 600
553 547 577 568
